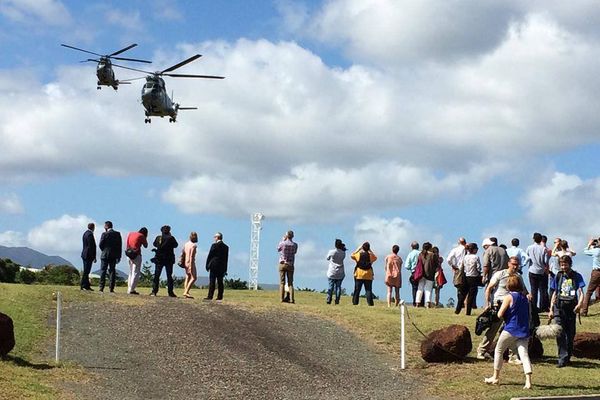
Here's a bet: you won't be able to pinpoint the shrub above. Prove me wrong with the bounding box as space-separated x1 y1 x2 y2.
37 264 80 286
224 278 248 290
0 258 20 283
18 269 37 284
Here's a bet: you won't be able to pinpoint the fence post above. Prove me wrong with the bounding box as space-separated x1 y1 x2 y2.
55 291 62 364
400 299 406 369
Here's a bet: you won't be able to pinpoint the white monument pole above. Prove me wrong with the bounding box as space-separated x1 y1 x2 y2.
249 213 264 290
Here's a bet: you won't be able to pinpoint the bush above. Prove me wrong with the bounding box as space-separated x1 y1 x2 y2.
224 278 248 290
17 269 37 284
37 264 80 286
0 258 20 283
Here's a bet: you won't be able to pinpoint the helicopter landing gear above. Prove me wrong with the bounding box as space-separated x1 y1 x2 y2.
97 86 101 90
169 118 176 123
144 118 151 124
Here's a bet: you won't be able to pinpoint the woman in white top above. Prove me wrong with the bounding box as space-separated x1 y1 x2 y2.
182 231 198 299
455 243 482 315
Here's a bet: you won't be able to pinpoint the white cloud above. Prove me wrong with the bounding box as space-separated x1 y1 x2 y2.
27 214 93 254
162 162 495 221
352 215 447 258
0 0 71 26
105 9 142 30
0 230 26 247
304 0 514 64
0 193 24 214
524 172 600 244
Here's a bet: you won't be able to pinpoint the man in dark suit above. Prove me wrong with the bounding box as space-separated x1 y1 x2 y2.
80 222 96 291
205 232 229 300
150 225 178 297
98 220 122 293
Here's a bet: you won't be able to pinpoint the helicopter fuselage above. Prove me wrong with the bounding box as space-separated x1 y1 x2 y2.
141 76 179 122
96 58 118 90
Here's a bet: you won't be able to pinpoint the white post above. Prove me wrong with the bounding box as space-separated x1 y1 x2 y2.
400 299 406 369
55 291 62 363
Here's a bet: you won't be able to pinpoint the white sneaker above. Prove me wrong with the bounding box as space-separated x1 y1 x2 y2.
508 358 523 365
477 352 493 360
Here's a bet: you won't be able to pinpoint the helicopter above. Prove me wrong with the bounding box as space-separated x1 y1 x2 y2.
115 54 224 123
61 43 151 90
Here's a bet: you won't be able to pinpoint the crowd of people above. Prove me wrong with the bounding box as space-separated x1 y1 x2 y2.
319 232 600 389
80 221 229 300
80 223 600 388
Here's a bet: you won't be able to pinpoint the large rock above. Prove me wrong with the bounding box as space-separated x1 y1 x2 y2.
421 324 472 362
573 332 600 359
0 312 15 357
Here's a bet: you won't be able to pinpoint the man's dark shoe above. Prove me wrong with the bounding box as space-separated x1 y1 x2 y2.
109 290 115 293
203 297 213 301
129 291 139 295
86 287 94 291
216 297 223 301
168 293 177 298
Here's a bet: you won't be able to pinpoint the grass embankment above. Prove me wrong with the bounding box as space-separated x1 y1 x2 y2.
0 284 95 400
1 283 599 400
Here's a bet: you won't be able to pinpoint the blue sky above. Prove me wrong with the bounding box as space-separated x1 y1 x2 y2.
1 0 600 302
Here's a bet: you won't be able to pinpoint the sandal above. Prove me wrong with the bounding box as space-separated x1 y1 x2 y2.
184 294 194 299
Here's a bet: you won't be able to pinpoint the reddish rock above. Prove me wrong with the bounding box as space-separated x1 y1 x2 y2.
421 324 472 363
573 332 600 359
0 312 15 357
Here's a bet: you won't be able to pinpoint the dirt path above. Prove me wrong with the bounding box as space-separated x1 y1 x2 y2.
55 297 423 399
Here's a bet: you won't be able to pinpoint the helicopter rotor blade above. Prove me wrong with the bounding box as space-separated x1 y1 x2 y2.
178 107 198 110
161 54 202 74
61 44 103 57
80 58 100 63
109 43 138 57
111 63 153 74
118 76 147 82
111 56 152 64
164 73 225 79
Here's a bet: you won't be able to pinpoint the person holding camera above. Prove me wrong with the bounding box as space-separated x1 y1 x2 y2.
278 230 298 304
351 242 377 306
125 227 148 295
581 237 600 317
477 256 530 360
150 225 178 297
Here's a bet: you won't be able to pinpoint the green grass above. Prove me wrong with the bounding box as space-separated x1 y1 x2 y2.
1 283 599 399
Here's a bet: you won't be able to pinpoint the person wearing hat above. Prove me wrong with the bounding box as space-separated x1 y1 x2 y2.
326 239 346 304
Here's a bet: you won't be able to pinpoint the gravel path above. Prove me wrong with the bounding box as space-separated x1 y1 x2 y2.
56 296 422 400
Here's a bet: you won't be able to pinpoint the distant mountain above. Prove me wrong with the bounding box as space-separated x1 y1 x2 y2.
0 245 73 269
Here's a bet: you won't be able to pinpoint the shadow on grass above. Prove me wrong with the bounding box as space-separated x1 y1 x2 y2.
534 383 600 391
3 355 54 370
531 356 600 368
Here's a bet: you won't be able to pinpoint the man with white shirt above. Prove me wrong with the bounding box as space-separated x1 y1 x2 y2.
506 238 528 274
447 237 467 304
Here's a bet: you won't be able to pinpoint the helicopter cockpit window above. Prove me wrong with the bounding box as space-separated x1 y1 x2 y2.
144 83 154 89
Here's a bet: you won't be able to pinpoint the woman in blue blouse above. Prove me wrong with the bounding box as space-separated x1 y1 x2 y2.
485 275 532 389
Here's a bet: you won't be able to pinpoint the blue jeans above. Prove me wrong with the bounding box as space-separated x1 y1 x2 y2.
327 278 343 304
